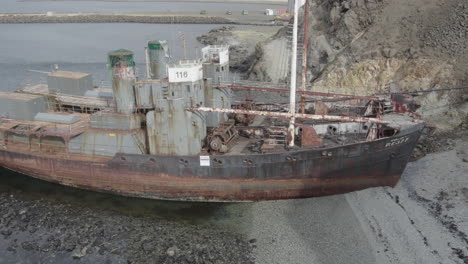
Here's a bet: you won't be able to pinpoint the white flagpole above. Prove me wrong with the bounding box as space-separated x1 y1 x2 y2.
288 0 299 147
144 46 151 79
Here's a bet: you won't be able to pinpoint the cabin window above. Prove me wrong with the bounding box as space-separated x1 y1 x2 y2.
216 67 220 72
186 85 191 92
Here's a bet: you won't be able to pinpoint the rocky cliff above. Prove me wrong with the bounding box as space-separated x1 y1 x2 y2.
197 26 282 74
248 0 468 132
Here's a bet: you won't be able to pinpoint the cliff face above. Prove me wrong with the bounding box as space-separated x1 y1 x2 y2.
197 26 282 74
248 0 468 131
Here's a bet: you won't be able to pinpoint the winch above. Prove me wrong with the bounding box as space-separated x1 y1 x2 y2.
207 120 238 153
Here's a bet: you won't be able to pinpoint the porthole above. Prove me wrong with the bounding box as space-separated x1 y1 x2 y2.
213 158 223 165
243 159 253 165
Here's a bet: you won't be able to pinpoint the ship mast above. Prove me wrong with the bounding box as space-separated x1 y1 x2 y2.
144 46 151 79
301 0 310 92
288 0 300 147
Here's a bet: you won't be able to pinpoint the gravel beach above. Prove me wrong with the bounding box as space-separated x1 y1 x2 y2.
0 135 466 264
0 0 466 262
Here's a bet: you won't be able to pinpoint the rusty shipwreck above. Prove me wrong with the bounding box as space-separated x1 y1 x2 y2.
0 1 425 201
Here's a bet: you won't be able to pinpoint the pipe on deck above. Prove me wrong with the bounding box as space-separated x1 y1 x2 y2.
189 107 388 124
216 85 380 101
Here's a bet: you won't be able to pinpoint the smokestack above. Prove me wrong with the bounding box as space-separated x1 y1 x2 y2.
147 40 169 80
108 49 136 114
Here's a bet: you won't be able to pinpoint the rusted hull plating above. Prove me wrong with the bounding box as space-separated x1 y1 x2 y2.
0 124 423 201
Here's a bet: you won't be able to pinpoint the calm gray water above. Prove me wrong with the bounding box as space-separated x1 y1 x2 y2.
0 2 263 222
0 0 279 88
0 20 249 225
0 0 284 13
0 23 231 90
0 23 219 64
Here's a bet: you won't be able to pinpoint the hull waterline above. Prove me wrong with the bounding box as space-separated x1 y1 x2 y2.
0 124 423 202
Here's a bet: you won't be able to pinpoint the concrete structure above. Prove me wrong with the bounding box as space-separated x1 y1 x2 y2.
146 98 204 156
200 46 231 127
90 111 143 130
204 79 231 128
84 89 113 99
202 45 229 65
168 60 205 107
134 81 155 108
0 92 47 121
167 60 206 140
134 79 169 109
168 60 203 83
108 49 137 114
147 40 170 80
68 130 146 156
34 113 80 124
202 45 230 85
47 71 93 96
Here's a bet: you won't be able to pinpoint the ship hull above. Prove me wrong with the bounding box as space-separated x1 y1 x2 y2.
0 124 423 201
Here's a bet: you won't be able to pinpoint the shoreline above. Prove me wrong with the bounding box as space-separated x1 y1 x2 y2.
18 0 288 3
0 12 282 25
0 139 466 263
18 0 287 4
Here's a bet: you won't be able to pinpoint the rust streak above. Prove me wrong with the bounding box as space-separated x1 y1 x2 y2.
217 85 380 100
190 107 388 124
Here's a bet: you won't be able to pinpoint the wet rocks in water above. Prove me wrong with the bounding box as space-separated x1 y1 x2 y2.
166 245 178 257
0 193 255 263
63 235 77 252
72 246 89 259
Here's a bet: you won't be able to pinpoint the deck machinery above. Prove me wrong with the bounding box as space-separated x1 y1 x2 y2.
0 38 425 201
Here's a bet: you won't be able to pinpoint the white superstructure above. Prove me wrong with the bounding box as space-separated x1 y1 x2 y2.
202 45 229 65
168 60 203 83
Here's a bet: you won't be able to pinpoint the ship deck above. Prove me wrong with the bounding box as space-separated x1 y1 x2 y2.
0 112 90 139
19 84 115 111
11 83 423 159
